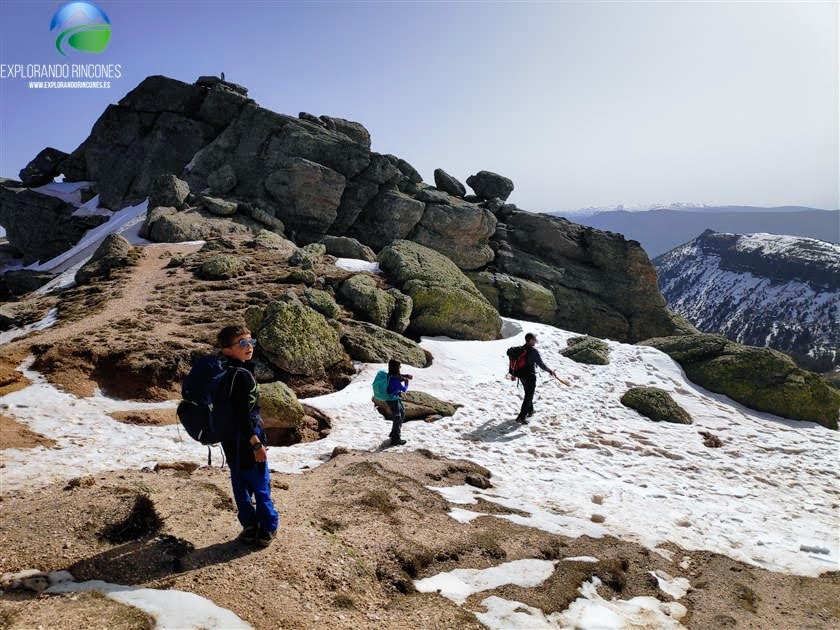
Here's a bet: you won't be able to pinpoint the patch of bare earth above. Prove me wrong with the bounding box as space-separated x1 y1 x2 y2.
0 415 57 450
5 237 359 402
109 409 177 426
0 451 836 629
0 591 153 630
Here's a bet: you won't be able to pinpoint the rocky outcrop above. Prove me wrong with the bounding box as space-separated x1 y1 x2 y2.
466 170 514 202
469 271 556 322
148 174 190 210
561 336 610 365
642 334 840 429
141 206 267 243
408 197 496 270
620 387 692 424
340 320 428 368
0 179 109 264
74 234 134 285
18 148 68 187
494 210 694 342
433 169 466 197
378 241 501 340
346 189 425 252
1 270 53 297
319 235 376 262
319 116 372 149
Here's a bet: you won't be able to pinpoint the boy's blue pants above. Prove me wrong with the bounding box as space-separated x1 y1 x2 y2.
229 462 279 533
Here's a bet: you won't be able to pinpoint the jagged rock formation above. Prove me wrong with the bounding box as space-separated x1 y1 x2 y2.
1 74 690 343
641 333 840 430
654 230 840 372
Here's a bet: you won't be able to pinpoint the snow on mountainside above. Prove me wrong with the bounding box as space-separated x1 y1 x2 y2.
654 230 840 371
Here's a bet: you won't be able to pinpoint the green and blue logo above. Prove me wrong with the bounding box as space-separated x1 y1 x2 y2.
50 1 111 56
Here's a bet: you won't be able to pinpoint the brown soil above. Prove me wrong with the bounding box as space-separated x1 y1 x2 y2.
0 352 30 397
0 591 153 629
0 451 836 630
4 238 358 402
109 409 177 426
0 415 57 450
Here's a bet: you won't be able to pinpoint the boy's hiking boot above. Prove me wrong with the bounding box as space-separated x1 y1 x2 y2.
527 411 535 418
256 528 277 547
238 525 258 544
390 438 407 446
515 416 528 424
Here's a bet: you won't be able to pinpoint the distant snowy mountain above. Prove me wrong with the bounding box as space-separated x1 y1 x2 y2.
550 206 839 258
654 230 840 372
559 202 710 217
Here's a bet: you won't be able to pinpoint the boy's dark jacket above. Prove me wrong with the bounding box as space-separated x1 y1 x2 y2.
220 358 264 469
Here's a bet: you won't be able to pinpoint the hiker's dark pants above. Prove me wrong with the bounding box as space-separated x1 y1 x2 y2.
519 373 537 419
387 398 405 442
230 462 279 533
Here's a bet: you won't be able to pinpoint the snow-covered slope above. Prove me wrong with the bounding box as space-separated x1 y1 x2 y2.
3 319 837 578
654 231 840 371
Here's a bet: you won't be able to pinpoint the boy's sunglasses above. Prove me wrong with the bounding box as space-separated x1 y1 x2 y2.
231 339 257 349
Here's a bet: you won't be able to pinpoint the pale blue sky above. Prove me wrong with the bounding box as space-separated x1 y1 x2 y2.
1 1 837 212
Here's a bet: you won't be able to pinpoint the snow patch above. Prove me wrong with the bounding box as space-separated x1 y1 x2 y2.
333 258 380 273
0 308 58 345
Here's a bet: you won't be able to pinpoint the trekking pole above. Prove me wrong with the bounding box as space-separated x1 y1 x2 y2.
551 373 571 387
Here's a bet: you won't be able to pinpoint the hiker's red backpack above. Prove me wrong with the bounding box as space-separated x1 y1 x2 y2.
506 345 528 378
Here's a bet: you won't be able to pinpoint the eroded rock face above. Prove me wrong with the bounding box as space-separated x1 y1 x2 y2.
19 147 68 187
378 241 501 341
642 334 840 429
0 179 109 264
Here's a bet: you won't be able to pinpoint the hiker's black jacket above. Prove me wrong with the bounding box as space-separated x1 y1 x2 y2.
220 358 264 470
521 345 551 377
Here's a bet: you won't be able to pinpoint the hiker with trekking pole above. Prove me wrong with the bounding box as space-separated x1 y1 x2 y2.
507 332 570 424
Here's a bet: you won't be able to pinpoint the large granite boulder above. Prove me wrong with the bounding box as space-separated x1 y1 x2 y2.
304 288 341 319
0 179 109 264
561 336 610 365
253 299 347 376
378 241 501 340
196 194 237 216
346 188 425 252
497 210 693 342
620 387 692 424
75 234 134 285
328 153 402 237
336 274 412 332
642 334 840 429
319 235 376 262
142 207 261 243
469 271 557 322
402 391 460 420
407 197 496 270
198 254 245 280
19 147 68 187
259 380 305 429
339 320 427 368
466 170 514 202
249 229 297 255
148 174 190 210
264 157 346 238
433 169 466 197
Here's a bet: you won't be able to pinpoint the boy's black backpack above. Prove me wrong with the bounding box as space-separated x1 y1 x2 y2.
507 345 528 378
177 356 241 445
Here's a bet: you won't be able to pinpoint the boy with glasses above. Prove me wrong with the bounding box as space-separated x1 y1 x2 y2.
217 325 279 546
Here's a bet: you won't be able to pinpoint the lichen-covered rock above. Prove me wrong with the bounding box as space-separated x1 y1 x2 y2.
339 320 427 368
319 235 376 262
198 254 245 279
338 275 395 329
75 234 134 285
197 194 237 216
286 269 317 285
407 197 496 270
642 334 840 429
387 289 412 334
255 300 346 376
562 336 610 365
148 174 190 210
238 202 285 232
259 380 305 429
305 288 341 319
620 387 692 424
402 390 461 420
470 272 557 322
346 189 425 252
148 211 213 242
250 229 296 255
378 241 501 340
244 305 265 332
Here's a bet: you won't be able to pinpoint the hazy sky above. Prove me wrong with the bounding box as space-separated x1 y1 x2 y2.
1 1 837 212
